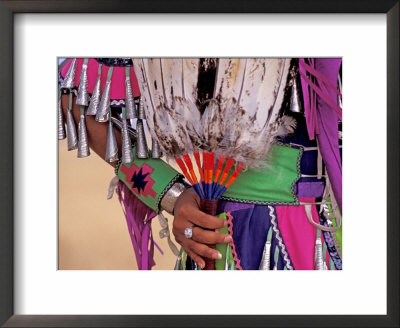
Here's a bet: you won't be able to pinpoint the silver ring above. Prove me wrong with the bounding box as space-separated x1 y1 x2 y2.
184 226 193 239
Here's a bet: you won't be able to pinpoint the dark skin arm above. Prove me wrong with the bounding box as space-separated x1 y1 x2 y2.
61 94 232 268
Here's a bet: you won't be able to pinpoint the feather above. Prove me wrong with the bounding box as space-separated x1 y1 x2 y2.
219 59 291 167
133 58 290 167
276 115 297 136
133 59 193 159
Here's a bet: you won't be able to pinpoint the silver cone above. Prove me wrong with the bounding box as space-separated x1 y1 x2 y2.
121 118 133 163
61 58 77 89
125 77 136 119
77 113 90 158
96 80 111 122
66 109 78 151
151 138 162 158
106 117 119 163
138 97 145 119
290 75 303 113
87 74 101 115
58 98 66 140
259 241 271 270
136 119 149 158
314 238 326 270
76 62 89 106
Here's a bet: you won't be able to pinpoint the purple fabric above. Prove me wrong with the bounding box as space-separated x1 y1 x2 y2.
116 181 158 270
218 201 254 213
299 58 342 212
294 181 325 198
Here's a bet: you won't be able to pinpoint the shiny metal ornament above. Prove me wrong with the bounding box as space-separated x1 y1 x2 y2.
290 75 303 113
87 66 102 116
136 119 149 158
125 77 136 119
76 61 89 106
61 58 77 89
151 138 162 158
96 80 111 122
224 243 230 270
105 116 119 163
121 118 133 163
66 109 78 151
272 243 279 270
58 98 66 140
259 241 272 270
314 238 326 270
77 109 90 158
138 97 145 119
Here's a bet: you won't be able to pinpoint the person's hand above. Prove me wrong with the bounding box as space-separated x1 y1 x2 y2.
172 188 232 269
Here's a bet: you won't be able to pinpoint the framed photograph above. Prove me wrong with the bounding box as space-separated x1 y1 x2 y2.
1 1 398 327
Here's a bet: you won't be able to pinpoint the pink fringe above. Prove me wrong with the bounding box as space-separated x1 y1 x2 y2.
116 181 160 270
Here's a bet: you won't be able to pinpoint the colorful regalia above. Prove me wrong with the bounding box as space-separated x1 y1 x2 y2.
58 57 342 271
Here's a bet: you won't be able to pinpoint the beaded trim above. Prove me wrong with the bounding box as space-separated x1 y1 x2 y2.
114 158 123 176
94 58 133 67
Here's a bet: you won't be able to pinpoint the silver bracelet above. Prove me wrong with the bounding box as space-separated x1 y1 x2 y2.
160 179 191 215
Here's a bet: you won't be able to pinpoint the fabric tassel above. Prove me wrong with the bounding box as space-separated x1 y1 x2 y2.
273 245 279 270
136 119 149 158
96 66 113 122
116 181 159 270
66 93 78 151
86 64 102 115
224 243 232 270
105 113 119 163
121 107 133 164
76 58 89 106
157 212 179 256
107 175 120 200
58 97 66 140
77 106 90 158
61 58 77 89
259 227 273 270
174 248 184 270
151 138 162 158
138 96 145 119
290 73 303 113
125 67 136 119
314 229 326 270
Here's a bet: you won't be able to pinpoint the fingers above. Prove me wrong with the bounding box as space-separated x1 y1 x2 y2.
172 188 230 269
192 227 232 245
174 232 225 268
175 207 227 230
185 249 205 269
189 241 222 261
189 211 227 230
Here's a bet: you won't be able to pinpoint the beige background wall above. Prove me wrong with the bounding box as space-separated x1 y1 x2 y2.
58 139 178 270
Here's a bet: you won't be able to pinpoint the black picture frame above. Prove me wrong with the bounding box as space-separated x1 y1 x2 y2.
0 1 398 327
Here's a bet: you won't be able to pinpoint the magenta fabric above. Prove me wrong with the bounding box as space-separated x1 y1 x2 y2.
299 58 342 212
275 198 319 270
61 58 141 99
